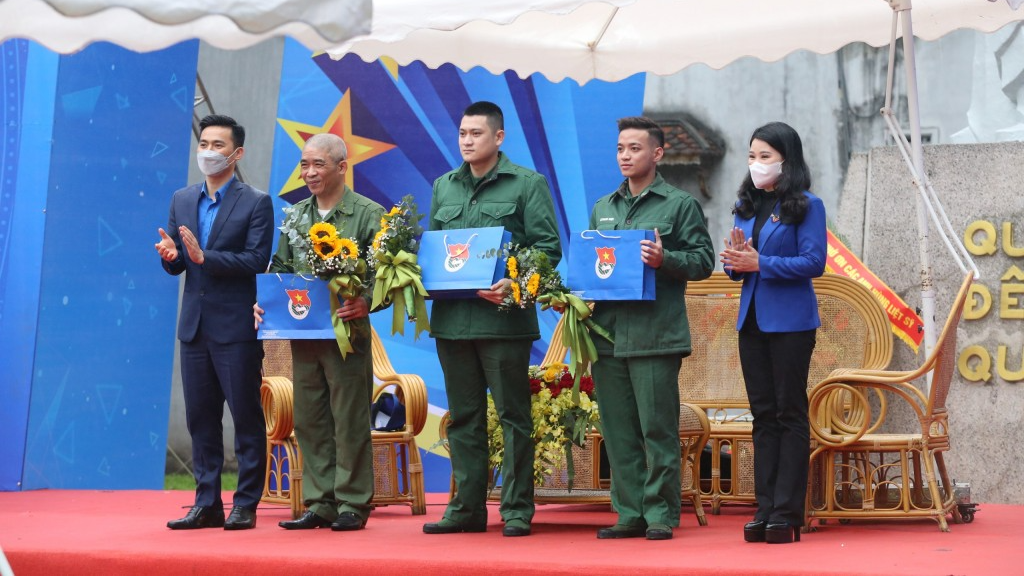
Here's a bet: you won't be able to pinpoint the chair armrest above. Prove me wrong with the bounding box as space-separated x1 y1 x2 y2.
261 376 295 441
371 328 428 437
808 369 930 447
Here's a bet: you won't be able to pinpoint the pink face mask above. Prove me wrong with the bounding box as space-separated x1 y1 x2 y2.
749 161 783 190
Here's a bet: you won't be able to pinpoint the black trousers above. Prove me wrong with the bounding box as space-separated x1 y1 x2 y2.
738 315 815 526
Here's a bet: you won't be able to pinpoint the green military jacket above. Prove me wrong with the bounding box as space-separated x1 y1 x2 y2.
589 173 714 358
429 152 561 340
269 187 386 332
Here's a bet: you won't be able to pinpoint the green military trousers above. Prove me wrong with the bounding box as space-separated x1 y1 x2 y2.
436 338 535 525
290 338 374 522
592 353 684 528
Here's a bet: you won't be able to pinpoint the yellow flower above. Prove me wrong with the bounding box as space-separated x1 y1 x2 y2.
315 238 342 260
542 364 562 383
526 273 540 296
388 206 402 216
510 282 521 304
372 229 385 252
309 222 337 243
337 237 359 259
507 256 519 279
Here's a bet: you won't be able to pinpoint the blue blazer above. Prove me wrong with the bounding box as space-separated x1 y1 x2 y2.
727 191 827 332
161 179 275 344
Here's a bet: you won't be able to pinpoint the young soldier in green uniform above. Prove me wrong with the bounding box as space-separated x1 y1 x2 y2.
255 133 385 532
422 101 561 537
589 117 714 541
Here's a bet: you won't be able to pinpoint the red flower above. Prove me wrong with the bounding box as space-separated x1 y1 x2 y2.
558 369 575 390
550 385 562 398
579 375 595 396
529 377 543 395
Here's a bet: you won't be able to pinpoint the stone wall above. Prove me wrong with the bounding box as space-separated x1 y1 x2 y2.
837 142 1024 504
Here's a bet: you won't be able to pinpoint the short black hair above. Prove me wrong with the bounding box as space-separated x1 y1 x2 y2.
733 121 812 224
617 116 664 148
199 114 245 148
463 101 504 132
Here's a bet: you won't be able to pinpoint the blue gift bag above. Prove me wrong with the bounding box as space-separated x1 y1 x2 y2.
418 227 511 299
256 273 336 339
567 229 656 301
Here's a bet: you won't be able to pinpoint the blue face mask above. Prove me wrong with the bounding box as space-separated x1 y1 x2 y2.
196 149 237 176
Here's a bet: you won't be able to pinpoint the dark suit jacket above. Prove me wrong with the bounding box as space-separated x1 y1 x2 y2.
161 179 275 344
727 190 827 333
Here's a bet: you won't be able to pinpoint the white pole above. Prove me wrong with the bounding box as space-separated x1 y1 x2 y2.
898 2 938 371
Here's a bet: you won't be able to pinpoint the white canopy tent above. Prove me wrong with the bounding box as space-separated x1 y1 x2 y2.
0 0 632 53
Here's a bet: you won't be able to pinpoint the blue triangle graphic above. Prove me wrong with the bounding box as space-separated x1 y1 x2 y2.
97 458 111 476
61 85 102 118
54 422 75 464
149 305 159 320
170 86 189 112
151 141 169 158
122 296 132 315
150 432 160 449
128 280 136 290
156 171 167 184
97 217 124 257
116 93 130 110
170 73 178 84
96 384 123 425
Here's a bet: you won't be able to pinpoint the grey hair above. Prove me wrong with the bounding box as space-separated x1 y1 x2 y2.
305 133 348 163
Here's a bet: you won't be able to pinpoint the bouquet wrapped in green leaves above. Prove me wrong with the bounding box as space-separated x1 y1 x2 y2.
368 195 430 339
306 221 367 359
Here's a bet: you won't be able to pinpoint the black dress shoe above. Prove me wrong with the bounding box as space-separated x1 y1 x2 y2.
765 522 801 544
645 524 673 540
596 524 647 539
502 519 531 537
167 506 225 530
422 518 487 534
279 510 332 530
224 506 257 530
743 520 767 542
331 512 367 532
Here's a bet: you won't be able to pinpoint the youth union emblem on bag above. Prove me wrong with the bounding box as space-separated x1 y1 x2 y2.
286 289 311 320
595 247 616 279
443 233 477 273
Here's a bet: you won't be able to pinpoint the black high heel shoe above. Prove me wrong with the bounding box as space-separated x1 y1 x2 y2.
743 520 767 543
764 523 801 544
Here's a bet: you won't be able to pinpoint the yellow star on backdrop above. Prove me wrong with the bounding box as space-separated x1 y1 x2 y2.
276 89 396 197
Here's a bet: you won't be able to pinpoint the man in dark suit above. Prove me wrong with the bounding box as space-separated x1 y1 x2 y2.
155 115 274 530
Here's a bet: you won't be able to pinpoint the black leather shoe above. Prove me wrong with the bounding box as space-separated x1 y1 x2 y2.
502 519 531 537
279 510 332 530
331 512 367 532
596 524 647 539
765 523 800 544
167 506 225 530
645 523 673 540
422 518 487 534
743 520 767 542
224 506 257 530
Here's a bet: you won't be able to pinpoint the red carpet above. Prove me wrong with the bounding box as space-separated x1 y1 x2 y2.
0 490 1018 575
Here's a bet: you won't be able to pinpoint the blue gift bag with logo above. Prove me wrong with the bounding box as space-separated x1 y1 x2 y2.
419 227 511 299
567 229 656 301
256 273 336 339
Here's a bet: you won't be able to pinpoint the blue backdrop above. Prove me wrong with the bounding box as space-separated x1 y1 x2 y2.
269 41 645 492
0 39 198 490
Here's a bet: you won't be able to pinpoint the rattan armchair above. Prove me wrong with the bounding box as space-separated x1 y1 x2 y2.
806 272 974 531
260 326 429 518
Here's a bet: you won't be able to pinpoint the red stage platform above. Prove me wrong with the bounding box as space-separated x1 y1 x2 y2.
0 490 1018 575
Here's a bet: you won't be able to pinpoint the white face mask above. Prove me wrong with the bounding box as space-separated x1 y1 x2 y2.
196 149 237 176
749 161 783 190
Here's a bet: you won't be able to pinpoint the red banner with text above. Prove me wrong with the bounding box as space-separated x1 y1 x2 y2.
825 231 923 352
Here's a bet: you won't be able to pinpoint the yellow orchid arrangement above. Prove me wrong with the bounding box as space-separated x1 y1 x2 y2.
305 221 367 359
498 244 561 311
486 363 600 488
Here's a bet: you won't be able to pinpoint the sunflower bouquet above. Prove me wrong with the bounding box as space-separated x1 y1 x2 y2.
486 363 600 488
498 244 563 311
306 221 367 359
368 195 430 339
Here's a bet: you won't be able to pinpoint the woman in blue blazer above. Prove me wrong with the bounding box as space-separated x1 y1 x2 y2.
720 122 826 544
